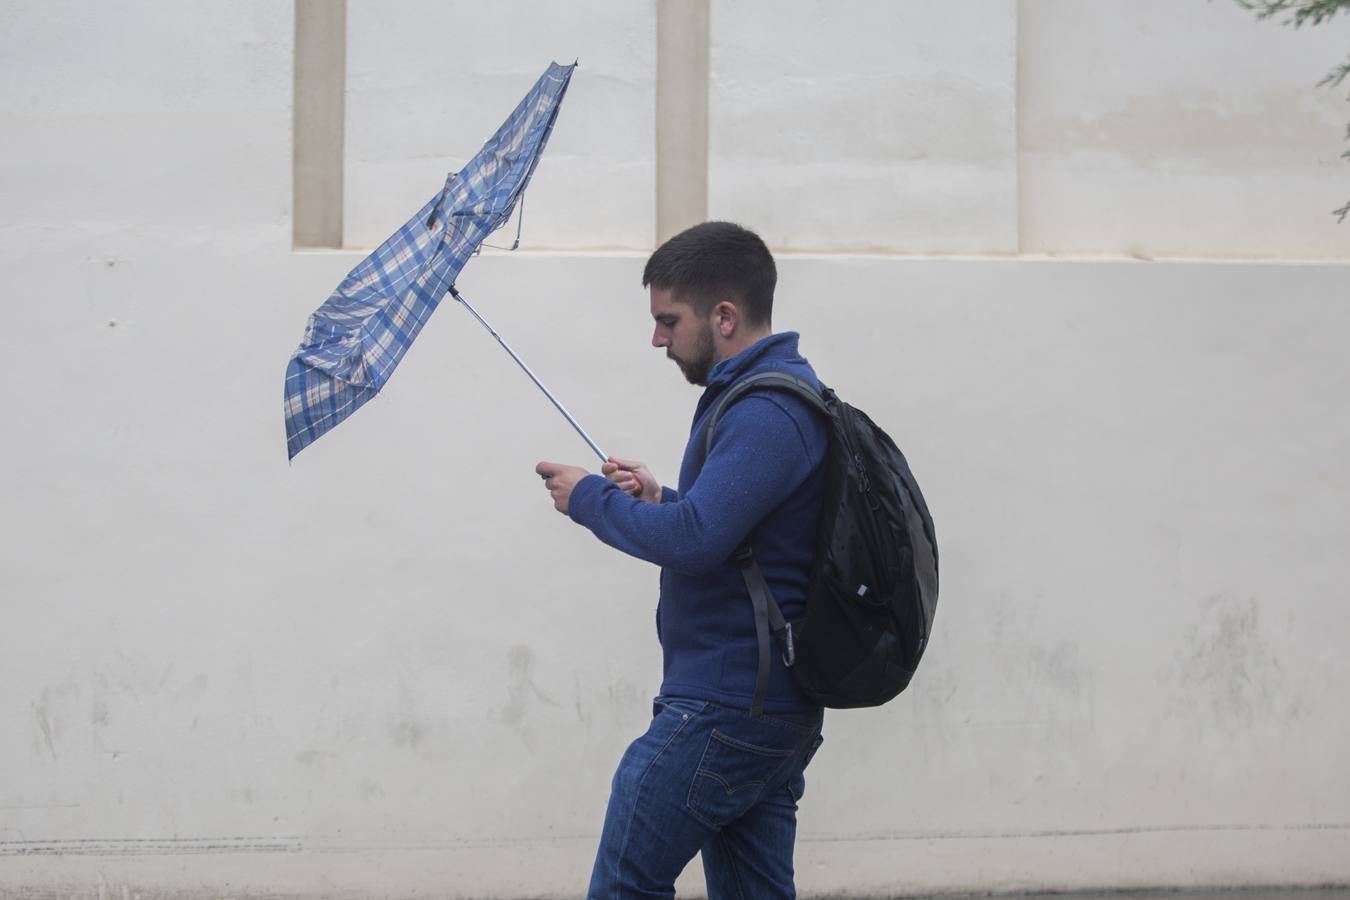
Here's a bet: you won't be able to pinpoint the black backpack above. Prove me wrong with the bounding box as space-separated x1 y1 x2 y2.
701 372 939 715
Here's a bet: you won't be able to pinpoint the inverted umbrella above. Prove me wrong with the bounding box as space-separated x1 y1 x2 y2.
284 61 602 461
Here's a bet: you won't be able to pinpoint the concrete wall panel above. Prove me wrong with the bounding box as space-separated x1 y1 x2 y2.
4 247 1349 895
344 0 657 250
708 0 1019 253
1020 0 1350 259
0 0 292 233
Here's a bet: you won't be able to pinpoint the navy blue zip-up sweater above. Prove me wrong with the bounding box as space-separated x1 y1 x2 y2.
568 332 827 713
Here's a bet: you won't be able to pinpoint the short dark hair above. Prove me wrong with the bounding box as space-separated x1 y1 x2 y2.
642 221 776 327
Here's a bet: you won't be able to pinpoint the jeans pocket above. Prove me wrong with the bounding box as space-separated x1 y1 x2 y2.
655 696 708 719
686 730 795 828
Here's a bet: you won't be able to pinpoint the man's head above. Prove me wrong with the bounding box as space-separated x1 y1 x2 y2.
643 221 777 386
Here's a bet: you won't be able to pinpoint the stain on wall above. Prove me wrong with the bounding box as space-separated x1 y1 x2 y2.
1168 595 1288 735
30 683 80 761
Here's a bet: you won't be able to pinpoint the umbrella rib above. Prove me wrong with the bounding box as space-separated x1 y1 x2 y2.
450 285 607 465
284 61 578 459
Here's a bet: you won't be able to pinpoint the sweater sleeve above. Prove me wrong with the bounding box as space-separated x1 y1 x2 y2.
566 394 823 574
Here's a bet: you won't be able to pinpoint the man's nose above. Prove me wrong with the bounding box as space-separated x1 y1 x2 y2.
652 329 667 348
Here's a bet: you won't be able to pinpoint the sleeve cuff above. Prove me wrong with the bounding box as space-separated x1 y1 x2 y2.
567 473 609 526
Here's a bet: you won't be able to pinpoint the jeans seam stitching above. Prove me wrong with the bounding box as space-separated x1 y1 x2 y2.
710 729 798 757
687 732 732 830
721 830 749 900
612 711 694 893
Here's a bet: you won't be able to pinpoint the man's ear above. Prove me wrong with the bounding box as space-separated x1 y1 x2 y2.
712 300 738 338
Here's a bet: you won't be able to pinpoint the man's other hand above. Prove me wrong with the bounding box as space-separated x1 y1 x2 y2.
536 461 590 515
602 456 661 504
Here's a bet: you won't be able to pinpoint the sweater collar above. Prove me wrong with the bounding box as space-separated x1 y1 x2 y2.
706 332 803 388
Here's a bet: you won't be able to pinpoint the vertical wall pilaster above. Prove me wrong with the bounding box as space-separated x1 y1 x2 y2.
293 0 346 248
656 0 710 244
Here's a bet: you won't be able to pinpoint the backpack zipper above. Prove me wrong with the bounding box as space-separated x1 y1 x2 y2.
838 413 893 597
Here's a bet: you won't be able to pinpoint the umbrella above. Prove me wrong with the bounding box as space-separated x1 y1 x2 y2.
284 61 590 460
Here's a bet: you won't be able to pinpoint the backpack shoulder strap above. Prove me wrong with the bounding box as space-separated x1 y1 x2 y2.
701 371 828 464
697 370 828 717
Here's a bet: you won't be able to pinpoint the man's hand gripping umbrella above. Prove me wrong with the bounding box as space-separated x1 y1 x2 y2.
537 455 659 515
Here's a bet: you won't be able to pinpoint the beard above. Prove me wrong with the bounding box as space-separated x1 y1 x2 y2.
668 324 716 386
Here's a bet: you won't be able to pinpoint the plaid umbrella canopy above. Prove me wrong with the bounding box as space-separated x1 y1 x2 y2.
284 61 576 459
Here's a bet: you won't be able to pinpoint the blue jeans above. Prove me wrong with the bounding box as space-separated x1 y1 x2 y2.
588 696 825 899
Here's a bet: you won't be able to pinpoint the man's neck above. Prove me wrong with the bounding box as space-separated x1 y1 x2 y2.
714 327 773 365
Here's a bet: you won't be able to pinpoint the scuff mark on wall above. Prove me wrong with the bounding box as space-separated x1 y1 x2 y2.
606 678 639 726
383 676 452 758
31 699 58 760
172 673 209 705
573 672 592 729
30 684 79 761
913 663 960 766
295 749 335 767
491 645 559 728
1169 595 1287 736
361 777 384 802
87 661 210 757
1026 640 1097 735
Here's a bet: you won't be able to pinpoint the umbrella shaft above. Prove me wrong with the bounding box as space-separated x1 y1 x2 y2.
450 286 608 465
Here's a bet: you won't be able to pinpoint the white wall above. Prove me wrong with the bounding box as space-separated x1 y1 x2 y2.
710 0 1020 253
337 0 1350 259
1020 0 1350 259
2 2 1349 898
344 0 657 250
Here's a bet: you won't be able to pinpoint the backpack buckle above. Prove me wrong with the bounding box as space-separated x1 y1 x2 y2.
779 621 796 668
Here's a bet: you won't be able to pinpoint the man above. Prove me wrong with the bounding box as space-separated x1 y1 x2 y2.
536 221 827 898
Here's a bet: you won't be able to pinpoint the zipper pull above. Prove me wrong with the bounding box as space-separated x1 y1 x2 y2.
856 453 883 511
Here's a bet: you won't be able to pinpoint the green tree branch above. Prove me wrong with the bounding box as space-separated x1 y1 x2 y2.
1237 0 1350 221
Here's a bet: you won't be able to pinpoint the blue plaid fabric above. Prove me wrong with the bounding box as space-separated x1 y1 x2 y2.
284 62 575 458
